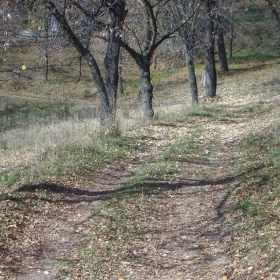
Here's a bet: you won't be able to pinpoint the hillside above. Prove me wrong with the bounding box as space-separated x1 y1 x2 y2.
1 53 280 279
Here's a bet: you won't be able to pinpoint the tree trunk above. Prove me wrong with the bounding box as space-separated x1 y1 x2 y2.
216 21 229 72
153 54 157 70
204 0 217 98
103 0 126 125
85 53 112 123
229 21 233 59
139 58 154 119
44 48 49 81
185 48 198 104
118 50 124 94
228 0 235 59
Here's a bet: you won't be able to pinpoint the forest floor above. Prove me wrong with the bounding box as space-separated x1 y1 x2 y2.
1 60 280 279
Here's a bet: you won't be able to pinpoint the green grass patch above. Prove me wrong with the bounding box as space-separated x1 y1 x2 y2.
151 67 183 82
122 78 141 96
232 49 280 63
168 139 196 156
125 131 199 187
0 131 147 189
237 3 267 23
0 97 77 131
228 122 280 272
186 106 222 118
233 103 263 115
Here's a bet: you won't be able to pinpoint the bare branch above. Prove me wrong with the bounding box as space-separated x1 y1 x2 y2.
154 1 202 50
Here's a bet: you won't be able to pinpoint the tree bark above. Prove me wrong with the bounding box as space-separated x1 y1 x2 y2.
120 0 198 119
228 0 235 59
44 49 49 81
229 20 233 59
176 0 199 104
103 0 126 125
185 48 198 104
139 58 154 119
118 50 124 94
204 0 217 98
216 22 229 72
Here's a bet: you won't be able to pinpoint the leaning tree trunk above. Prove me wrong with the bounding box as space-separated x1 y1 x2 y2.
204 0 217 98
185 48 198 104
139 58 154 119
85 53 112 121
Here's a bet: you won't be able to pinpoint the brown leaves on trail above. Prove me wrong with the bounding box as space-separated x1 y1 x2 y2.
0 198 41 273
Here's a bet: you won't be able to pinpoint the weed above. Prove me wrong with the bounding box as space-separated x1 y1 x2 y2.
83 89 93 98
186 105 221 117
0 97 79 131
234 105 256 115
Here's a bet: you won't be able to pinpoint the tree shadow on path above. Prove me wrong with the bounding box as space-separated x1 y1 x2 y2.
3 164 265 208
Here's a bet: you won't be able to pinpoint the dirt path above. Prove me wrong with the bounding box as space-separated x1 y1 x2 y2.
121 117 240 279
1 88 279 279
2 114 236 279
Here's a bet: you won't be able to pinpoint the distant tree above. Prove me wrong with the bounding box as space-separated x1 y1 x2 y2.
204 0 217 98
0 1 38 88
215 0 229 72
228 0 235 59
37 0 126 128
173 0 202 104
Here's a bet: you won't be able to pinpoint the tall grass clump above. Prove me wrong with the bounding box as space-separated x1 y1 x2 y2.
0 110 146 189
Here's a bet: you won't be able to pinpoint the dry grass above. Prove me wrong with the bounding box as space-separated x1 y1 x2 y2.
1 49 280 189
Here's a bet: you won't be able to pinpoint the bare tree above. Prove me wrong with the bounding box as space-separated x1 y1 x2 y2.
120 0 197 119
174 0 202 104
38 0 126 128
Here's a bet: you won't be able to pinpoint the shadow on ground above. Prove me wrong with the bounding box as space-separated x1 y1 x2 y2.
2 164 265 207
